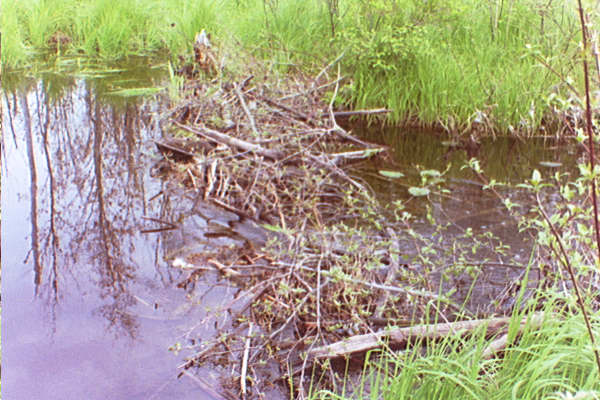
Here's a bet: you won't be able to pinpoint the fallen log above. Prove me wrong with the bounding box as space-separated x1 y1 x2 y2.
308 312 546 359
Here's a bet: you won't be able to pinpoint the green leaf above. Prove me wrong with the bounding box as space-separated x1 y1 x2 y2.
420 169 441 178
539 161 562 168
408 187 430 196
379 170 405 178
531 169 542 186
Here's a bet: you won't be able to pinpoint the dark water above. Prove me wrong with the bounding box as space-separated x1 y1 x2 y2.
353 125 582 311
1 70 232 399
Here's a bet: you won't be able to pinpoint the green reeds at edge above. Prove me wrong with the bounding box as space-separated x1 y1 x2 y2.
0 0 592 134
312 300 600 400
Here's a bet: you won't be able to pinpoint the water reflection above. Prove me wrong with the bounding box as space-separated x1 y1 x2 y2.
353 125 581 312
1 73 218 399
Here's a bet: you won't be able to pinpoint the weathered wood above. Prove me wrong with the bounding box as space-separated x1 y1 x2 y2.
308 312 546 359
173 121 285 161
329 148 385 165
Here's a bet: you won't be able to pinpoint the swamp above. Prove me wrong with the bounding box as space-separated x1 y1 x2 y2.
2 0 600 399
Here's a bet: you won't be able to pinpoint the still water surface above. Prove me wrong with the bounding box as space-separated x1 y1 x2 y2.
1 71 228 399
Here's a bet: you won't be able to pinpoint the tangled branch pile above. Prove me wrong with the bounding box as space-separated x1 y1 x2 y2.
156 68 457 398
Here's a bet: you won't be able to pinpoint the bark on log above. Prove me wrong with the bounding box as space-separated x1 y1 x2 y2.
173 121 285 161
308 312 545 359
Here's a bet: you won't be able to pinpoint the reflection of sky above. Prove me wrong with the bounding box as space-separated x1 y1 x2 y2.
1 81 216 399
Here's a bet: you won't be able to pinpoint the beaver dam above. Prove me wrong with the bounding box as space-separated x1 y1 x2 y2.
151 60 586 398
3 57 591 399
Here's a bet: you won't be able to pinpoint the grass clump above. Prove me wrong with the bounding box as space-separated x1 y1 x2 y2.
312 303 600 399
1 0 592 134
336 0 583 133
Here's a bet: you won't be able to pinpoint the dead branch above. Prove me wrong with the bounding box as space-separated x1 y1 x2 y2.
323 108 391 118
235 80 259 136
173 120 285 161
308 312 546 359
240 322 253 399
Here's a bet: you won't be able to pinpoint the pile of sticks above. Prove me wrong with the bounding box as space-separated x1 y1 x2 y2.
157 67 541 399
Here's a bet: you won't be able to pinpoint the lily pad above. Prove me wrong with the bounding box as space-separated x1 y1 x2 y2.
408 187 430 197
379 170 405 179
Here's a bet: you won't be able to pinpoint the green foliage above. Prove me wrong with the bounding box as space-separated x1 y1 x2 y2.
0 0 593 133
311 301 600 399
336 0 581 132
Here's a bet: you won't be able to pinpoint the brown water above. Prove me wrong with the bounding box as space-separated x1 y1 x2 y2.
353 125 582 312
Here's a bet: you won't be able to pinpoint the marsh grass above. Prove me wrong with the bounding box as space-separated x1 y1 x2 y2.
339 0 584 133
313 299 600 399
0 0 594 131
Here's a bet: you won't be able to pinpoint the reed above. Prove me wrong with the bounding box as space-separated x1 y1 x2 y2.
0 0 593 133
313 299 600 399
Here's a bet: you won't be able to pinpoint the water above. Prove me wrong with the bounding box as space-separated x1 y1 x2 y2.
353 124 582 311
1 70 230 399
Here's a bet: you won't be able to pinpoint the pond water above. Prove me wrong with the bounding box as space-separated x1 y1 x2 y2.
1 64 583 399
353 124 582 312
1 68 234 399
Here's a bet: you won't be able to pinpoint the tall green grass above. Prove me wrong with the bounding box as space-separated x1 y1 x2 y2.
314 301 600 399
337 0 583 132
0 0 593 133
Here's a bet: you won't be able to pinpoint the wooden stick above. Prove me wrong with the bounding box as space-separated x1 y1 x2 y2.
259 96 312 123
173 121 284 161
481 333 509 360
240 322 253 399
235 80 259 136
323 108 391 118
308 312 546 359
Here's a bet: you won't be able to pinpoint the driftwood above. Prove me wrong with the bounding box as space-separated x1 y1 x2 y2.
173 120 285 161
308 312 546 359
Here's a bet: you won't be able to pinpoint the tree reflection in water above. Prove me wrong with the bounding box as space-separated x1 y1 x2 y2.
3 77 168 340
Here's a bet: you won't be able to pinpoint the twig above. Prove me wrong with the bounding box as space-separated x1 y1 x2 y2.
327 63 343 135
576 2 600 270
277 261 451 303
208 258 241 277
374 228 402 318
572 3 600 376
321 108 391 118
140 216 178 233
268 279 330 341
278 76 345 101
481 333 509 360
537 190 600 374
235 79 259 136
173 121 284 161
240 322 253 399
259 96 312 123
315 51 345 83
